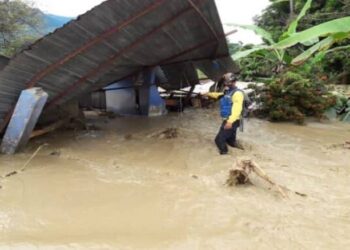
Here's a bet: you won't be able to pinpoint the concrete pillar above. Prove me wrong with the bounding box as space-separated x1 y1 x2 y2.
1 88 48 154
139 67 166 117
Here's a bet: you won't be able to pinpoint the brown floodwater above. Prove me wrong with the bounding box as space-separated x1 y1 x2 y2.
0 108 349 249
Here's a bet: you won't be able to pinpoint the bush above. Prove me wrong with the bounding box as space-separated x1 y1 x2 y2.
257 71 336 124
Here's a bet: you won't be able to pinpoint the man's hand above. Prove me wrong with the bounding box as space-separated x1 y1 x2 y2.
224 122 233 130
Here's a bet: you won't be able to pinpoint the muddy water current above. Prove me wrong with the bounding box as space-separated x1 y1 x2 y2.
0 109 349 249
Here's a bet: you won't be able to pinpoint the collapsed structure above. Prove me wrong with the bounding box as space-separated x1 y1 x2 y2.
0 56 9 71
0 0 237 151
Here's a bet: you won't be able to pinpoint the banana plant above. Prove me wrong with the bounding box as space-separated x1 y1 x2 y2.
230 0 350 67
229 0 313 72
275 17 350 65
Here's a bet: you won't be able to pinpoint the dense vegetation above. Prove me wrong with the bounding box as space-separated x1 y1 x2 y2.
0 0 42 56
230 0 350 123
0 0 70 57
255 0 350 84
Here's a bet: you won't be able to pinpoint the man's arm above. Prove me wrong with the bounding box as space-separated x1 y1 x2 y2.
206 92 223 100
227 91 244 124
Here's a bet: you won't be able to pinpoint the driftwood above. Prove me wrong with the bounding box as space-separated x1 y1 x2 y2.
328 141 350 150
147 128 178 139
0 144 47 180
19 144 47 172
227 160 288 198
30 119 69 139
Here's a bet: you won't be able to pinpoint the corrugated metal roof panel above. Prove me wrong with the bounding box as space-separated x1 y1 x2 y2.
0 56 9 71
0 0 237 133
195 57 238 81
161 62 199 90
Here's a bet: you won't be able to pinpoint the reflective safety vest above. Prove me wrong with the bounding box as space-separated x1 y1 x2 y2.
220 88 242 119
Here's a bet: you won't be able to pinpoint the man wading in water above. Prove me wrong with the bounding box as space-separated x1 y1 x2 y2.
205 73 244 155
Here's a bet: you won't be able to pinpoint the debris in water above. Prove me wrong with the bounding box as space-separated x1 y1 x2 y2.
98 111 118 119
50 151 61 157
86 124 101 131
226 169 250 185
124 134 133 140
149 128 178 139
295 192 307 197
0 144 46 181
20 144 47 172
328 141 350 150
76 130 102 139
163 128 178 139
161 128 178 139
227 160 288 198
1 170 18 179
5 171 18 178
227 160 308 198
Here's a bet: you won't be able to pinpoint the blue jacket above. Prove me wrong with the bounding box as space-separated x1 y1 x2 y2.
220 88 240 119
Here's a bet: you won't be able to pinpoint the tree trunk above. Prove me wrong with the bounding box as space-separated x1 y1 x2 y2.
289 0 294 18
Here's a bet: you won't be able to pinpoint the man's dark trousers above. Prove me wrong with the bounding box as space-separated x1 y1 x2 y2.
215 120 240 154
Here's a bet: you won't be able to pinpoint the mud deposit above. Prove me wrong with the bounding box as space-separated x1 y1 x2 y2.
0 109 349 249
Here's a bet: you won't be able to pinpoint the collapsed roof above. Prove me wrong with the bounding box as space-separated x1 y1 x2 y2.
0 0 237 133
0 56 9 71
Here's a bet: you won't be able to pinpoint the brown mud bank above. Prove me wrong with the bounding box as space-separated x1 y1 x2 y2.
0 109 349 249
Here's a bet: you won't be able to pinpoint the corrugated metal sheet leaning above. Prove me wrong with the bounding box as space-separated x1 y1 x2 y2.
0 0 236 135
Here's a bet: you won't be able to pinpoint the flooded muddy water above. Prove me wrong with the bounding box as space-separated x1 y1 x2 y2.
0 108 349 249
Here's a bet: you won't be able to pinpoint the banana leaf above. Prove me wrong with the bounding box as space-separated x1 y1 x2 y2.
301 37 319 46
286 0 313 36
227 24 275 45
324 108 338 120
271 0 289 3
292 32 350 65
292 36 333 65
343 110 350 122
274 17 350 49
232 46 269 60
324 44 350 54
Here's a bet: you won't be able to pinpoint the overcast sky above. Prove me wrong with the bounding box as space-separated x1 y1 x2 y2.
33 0 270 44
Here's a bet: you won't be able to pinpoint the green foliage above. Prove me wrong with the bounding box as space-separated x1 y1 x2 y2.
300 44 350 84
228 0 350 123
274 17 350 50
230 0 316 73
0 0 43 57
227 42 242 56
231 0 350 83
228 23 286 63
237 48 279 81
233 2 350 67
324 91 350 122
232 45 269 61
258 0 350 37
257 71 336 123
230 24 275 44
284 0 313 38
324 46 350 73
